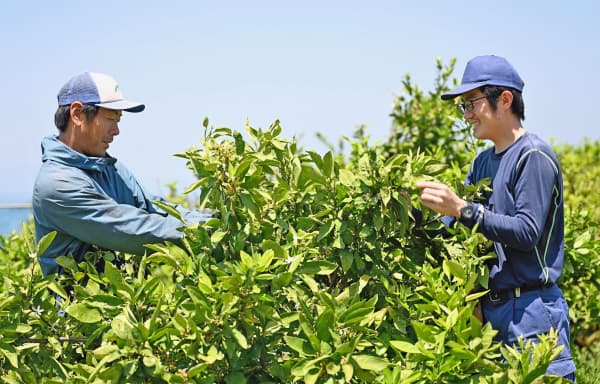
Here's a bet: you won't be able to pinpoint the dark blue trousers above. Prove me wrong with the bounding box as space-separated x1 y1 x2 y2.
481 284 576 379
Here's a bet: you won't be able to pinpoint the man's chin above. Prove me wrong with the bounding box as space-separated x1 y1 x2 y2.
472 125 486 140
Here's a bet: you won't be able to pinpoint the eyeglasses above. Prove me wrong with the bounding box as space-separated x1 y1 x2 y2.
456 95 488 114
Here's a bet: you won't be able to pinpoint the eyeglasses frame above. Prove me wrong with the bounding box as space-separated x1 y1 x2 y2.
456 95 488 115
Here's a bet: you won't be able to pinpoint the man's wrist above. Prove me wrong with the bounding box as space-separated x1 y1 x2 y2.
458 202 484 227
455 200 467 218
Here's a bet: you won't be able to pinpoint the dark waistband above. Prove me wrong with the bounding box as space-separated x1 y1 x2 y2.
487 283 555 303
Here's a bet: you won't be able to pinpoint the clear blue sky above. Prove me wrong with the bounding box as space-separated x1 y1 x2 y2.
1 1 598 203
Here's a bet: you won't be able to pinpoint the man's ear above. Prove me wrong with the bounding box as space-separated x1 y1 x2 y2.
69 102 84 127
499 90 514 112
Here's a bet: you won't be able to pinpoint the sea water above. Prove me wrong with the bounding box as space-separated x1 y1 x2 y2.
0 208 33 236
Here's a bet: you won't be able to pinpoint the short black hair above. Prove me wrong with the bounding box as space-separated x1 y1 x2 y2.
482 85 525 121
54 104 99 132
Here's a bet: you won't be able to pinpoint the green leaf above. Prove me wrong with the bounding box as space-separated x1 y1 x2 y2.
240 191 260 218
0 345 19 368
210 231 227 244
339 169 355 186
298 260 338 275
390 340 421 354
231 328 249 349
298 164 324 187
188 363 209 378
203 217 222 229
323 151 334 178
300 274 319 293
272 272 293 290
339 296 377 325
446 308 459 330
317 221 335 242
225 372 247 384
66 303 102 323
152 200 185 223
373 212 383 231
424 162 447 175
145 254 179 269
240 250 254 269
340 250 353 273
342 363 354 381
93 344 120 361
306 151 323 168
186 285 208 306
104 261 125 289
284 335 315 356
55 255 78 272
257 249 275 272
47 281 70 300
574 231 591 249
85 294 125 311
465 290 489 301
260 239 285 259
234 131 245 155
443 259 466 280
183 179 205 195
411 321 436 344
111 314 136 341
315 309 334 342
299 313 321 352
352 354 389 372
36 231 57 258
15 324 32 333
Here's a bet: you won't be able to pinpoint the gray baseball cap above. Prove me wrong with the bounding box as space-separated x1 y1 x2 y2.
57 72 145 112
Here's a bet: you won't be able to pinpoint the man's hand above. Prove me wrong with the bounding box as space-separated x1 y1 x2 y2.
416 181 466 218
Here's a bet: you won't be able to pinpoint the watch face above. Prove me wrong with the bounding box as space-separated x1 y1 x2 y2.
462 206 474 218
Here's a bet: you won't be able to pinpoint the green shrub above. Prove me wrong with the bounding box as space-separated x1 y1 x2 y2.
0 60 592 383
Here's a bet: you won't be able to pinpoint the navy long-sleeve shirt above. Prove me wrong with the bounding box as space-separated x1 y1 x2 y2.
446 132 564 292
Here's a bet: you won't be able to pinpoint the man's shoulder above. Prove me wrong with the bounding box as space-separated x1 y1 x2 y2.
510 133 560 176
34 161 93 197
516 132 555 154
37 159 88 179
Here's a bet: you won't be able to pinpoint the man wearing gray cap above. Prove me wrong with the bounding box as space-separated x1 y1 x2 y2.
416 55 575 380
33 72 212 277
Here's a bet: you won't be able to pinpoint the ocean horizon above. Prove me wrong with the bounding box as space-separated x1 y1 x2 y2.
0 208 33 236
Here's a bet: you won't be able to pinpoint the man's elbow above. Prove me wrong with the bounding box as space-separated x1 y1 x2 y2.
511 223 541 250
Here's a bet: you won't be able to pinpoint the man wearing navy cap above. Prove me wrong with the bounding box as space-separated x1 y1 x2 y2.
33 72 212 277
416 56 576 380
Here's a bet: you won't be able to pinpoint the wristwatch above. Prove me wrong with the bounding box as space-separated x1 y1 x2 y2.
459 203 476 225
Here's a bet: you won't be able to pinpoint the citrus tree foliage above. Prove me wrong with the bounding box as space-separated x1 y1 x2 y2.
0 59 588 383
0 119 567 383
555 141 600 347
386 58 486 172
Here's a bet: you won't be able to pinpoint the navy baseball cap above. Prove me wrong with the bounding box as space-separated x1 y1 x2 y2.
441 55 524 100
57 72 145 112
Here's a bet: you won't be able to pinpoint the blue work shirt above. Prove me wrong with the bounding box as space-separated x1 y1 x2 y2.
32 135 210 276
463 132 563 291
445 132 574 377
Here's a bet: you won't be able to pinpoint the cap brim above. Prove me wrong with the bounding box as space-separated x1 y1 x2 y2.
94 100 145 113
441 81 488 100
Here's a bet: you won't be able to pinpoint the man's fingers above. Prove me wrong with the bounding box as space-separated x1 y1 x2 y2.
415 181 440 189
416 180 444 189
420 191 444 205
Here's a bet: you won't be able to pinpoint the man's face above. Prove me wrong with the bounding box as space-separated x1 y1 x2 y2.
77 107 122 157
460 89 500 141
